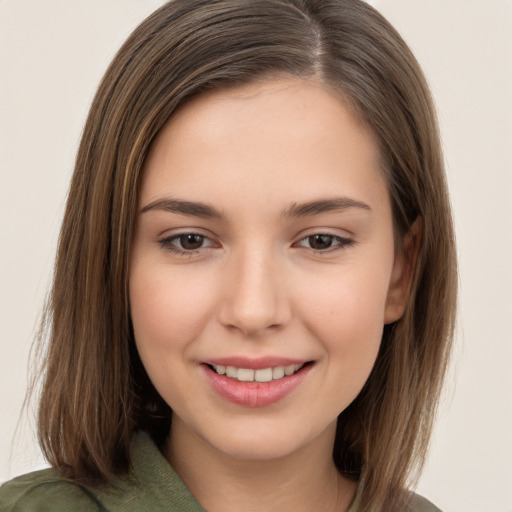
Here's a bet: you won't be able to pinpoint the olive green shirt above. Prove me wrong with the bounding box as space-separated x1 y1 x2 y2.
0 433 441 511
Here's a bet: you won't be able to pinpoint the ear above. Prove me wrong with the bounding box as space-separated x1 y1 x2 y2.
384 218 422 324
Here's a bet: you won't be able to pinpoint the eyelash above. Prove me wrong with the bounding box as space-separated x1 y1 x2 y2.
158 233 216 256
294 234 355 253
158 232 354 256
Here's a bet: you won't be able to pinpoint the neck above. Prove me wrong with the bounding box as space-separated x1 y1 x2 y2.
164 417 357 512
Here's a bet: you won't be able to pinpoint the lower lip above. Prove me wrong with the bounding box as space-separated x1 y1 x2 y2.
202 364 311 407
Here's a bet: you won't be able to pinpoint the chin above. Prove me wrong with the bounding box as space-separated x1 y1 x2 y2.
189 415 337 463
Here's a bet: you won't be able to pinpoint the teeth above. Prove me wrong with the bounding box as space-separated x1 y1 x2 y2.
226 366 237 378
255 368 272 382
284 365 295 376
237 368 254 382
272 366 285 379
212 363 304 382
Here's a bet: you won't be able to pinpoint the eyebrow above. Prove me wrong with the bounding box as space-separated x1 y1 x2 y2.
141 198 225 219
281 197 372 218
140 196 371 219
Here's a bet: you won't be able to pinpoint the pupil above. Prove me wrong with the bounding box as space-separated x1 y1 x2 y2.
309 234 333 250
180 234 203 250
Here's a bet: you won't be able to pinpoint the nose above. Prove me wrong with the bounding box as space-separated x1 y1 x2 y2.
218 247 291 337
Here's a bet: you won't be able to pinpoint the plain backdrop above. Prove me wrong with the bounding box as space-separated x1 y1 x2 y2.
1 1 511 511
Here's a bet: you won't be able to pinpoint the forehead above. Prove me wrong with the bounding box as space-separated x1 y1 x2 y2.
140 77 388 217
156 77 375 153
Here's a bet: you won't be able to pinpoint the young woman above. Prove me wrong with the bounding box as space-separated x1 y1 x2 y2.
0 1 457 511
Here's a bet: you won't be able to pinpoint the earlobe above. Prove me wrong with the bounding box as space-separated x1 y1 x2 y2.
384 218 422 324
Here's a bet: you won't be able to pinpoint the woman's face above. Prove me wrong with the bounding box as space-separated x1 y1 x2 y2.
130 78 408 461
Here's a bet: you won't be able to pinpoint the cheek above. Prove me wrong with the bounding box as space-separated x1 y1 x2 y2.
129 264 216 354
297 264 390 373
128 263 220 411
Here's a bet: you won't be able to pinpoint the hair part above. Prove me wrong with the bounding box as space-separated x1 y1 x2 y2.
34 1 457 510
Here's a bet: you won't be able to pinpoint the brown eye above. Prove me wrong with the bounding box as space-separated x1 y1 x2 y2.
295 233 354 253
179 234 205 250
307 234 335 250
159 232 215 254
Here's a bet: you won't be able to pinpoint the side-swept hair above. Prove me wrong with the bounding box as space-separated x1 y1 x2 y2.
35 1 457 510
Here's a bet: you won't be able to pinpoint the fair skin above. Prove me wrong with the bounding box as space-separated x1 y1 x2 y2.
129 77 410 512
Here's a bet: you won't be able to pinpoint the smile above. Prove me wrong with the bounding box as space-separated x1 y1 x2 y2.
203 361 312 407
211 364 304 383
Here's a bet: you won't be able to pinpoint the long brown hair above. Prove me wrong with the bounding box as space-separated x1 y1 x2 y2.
35 1 457 510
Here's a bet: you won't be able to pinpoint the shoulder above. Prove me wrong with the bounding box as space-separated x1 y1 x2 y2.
406 492 443 512
0 468 102 512
349 490 442 512
0 433 205 512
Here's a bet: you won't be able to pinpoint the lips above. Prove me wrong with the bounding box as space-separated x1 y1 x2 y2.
202 358 312 407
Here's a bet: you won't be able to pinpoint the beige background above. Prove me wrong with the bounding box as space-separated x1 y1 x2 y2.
1 1 511 510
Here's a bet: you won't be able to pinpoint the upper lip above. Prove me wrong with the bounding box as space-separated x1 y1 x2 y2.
203 357 310 370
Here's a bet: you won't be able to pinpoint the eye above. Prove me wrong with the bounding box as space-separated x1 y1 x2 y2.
295 233 354 252
158 233 216 254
